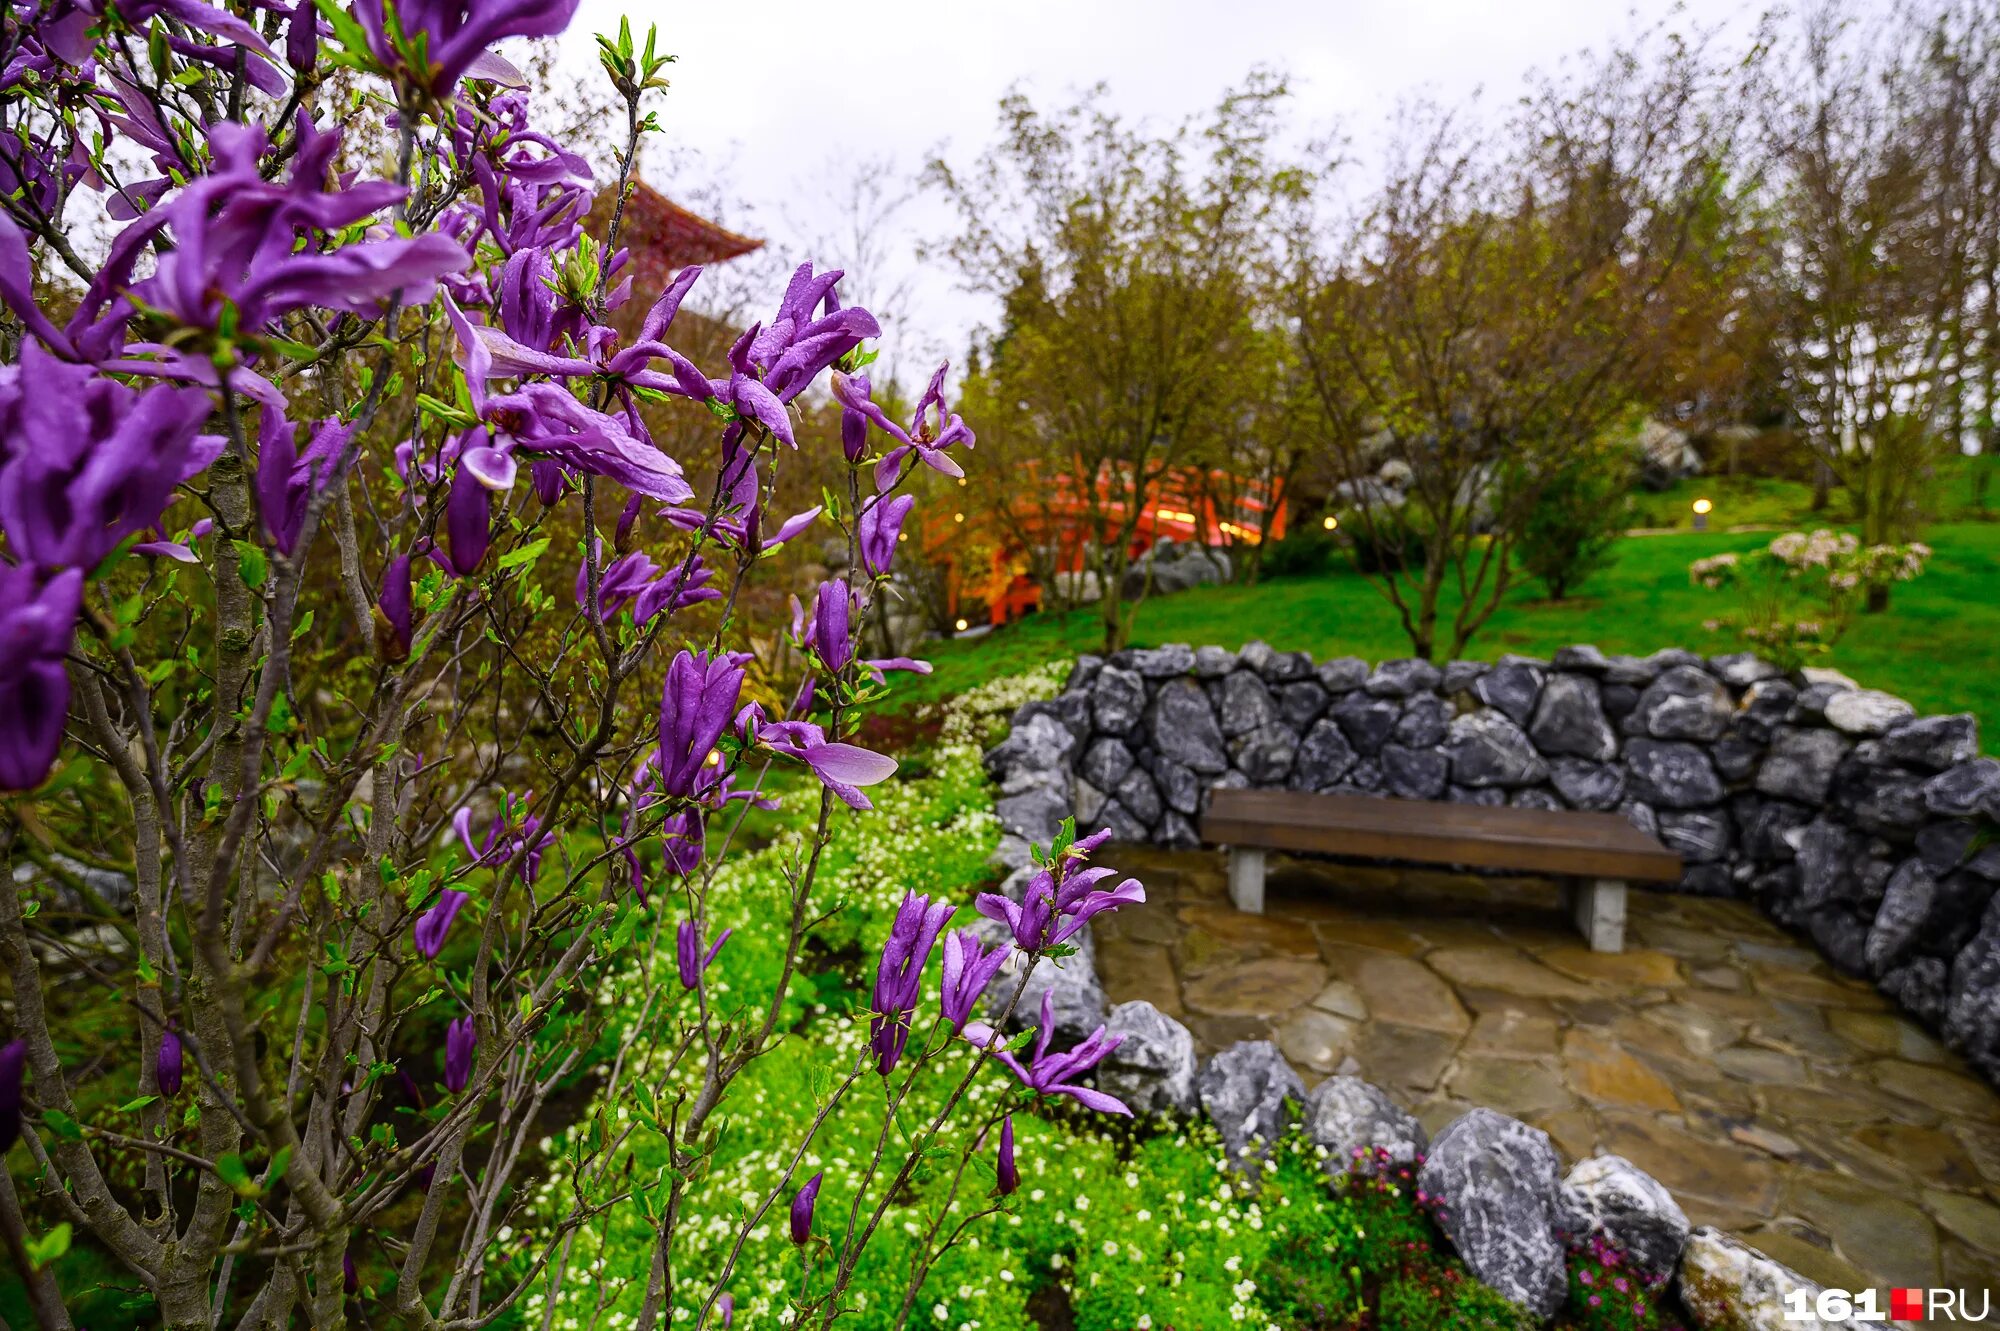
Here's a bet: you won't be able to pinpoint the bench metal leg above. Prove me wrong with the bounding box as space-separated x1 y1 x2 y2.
1227 846 1267 915
1566 878 1627 953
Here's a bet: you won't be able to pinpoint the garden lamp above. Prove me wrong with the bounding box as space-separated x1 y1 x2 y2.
1692 497 1712 532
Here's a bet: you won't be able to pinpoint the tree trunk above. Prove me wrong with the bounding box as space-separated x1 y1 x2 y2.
1865 582 1890 614
1811 457 1832 512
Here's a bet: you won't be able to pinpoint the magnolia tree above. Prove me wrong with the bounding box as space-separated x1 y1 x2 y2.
0 3 1143 1328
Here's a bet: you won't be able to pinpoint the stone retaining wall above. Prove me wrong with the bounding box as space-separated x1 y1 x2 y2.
981 642 2000 1083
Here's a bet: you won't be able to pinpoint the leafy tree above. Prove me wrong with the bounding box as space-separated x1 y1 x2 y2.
1514 430 1637 601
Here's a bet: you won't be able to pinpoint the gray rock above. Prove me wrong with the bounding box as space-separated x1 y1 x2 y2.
1822 688 1915 736
1709 652 1782 688
1332 690 1402 756
1879 714 1978 771
1418 1109 1567 1318
1148 678 1229 775
1792 819 1865 910
1550 758 1625 811
1093 800 1151 842
1738 797 1811 861
990 835 1034 872
1681 862 1736 897
1347 759 1384 792
1738 678 1799 742
1556 1154 1690 1281
1260 650 1313 684
1600 683 1640 721
1078 737 1136 792
1073 777 1107 828
1604 654 1662 686
1232 724 1298 786
1553 644 1611 673
1678 1227 1865 1331
1473 662 1545 727
1381 744 1449 800
1393 694 1452 748
1153 758 1202 815
1090 665 1148 736
1443 660 1491 694
1160 810 1200 848
1831 762 1928 836
1946 896 2000 1073
1867 860 1942 975
1237 640 1277 675
988 924 1106 1047
1115 769 1163 825
1659 809 1732 863
1511 789 1564 812
1915 820 2000 880
1118 643 1196 678
1620 800 1660 838
1197 1040 1308 1173
1217 670 1278 737
1446 710 1550 788
1303 1076 1427 1176
1923 758 2000 817
1451 785 1507 806
1529 674 1616 761
1366 658 1443 698
1635 665 1732 741
1808 907 1873 975
1193 645 1239 678
1277 681 1330 730
1624 739 1724 809
1094 1001 1199 1115
1315 656 1370 694
984 711 1078 783
1883 956 1951 1025
1712 736 1764 782
995 784 1072 845
1066 655 1105 692
1756 728 1852 804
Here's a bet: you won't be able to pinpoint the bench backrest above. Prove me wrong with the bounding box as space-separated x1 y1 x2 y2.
1200 787 1683 883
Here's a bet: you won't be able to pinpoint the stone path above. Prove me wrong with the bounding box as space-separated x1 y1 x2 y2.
1091 845 2000 1294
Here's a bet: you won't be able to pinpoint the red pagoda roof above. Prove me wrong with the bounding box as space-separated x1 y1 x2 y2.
608 182 762 290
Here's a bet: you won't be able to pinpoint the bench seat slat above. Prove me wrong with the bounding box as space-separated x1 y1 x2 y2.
1199 788 1683 883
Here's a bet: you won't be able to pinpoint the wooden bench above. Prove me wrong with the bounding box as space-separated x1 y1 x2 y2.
1199 788 1683 953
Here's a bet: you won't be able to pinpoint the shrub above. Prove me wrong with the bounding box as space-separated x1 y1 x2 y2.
1516 442 1636 601
1691 529 1932 670
1260 523 1341 578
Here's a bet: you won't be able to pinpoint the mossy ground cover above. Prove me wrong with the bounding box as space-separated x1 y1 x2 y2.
899 520 2000 749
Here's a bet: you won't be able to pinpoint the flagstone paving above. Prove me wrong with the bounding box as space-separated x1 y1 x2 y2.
1090 845 2000 1295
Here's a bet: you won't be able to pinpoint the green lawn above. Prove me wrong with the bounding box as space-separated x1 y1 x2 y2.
1626 453 2000 530
901 520 2000 750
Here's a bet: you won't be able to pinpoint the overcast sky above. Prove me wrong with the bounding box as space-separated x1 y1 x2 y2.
564 0 1753 383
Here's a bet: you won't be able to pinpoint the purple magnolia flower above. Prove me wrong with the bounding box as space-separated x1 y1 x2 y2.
789 1171 822 1245
802 579 853 673
868 893 956 1075
413 889 470 960
156 1028 183 1097
996 1115 1019 1195
574 545 720 626
132 120 466 344
838 371 872 462
0 344 219 570
352 0 581 96
965 991 1131 1116
675 919 731 990
713 1292 734 1328
436 455 493 579
133 516 215 563
975 831 1144 953
444 1015 476 1093
832 364 974 492
343 1250 358 1294
375 553 414 661
857 494 914 577
0 566 83 791
756 720 897 811
939 929 1009 1032
658 650 745 798
453 791 554 884
256 406 353 556
0 1039 22 1150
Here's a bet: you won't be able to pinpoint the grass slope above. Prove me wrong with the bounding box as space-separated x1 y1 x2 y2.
905 522 2000 748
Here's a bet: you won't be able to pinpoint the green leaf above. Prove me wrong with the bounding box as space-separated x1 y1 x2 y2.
216 1153 258 1196
25 1224 70 1270
233 540 268 591
42 1109 82 1141
291 609 315 641
267 1145 293 1186
497 538 549 571
117 1096 159 1114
